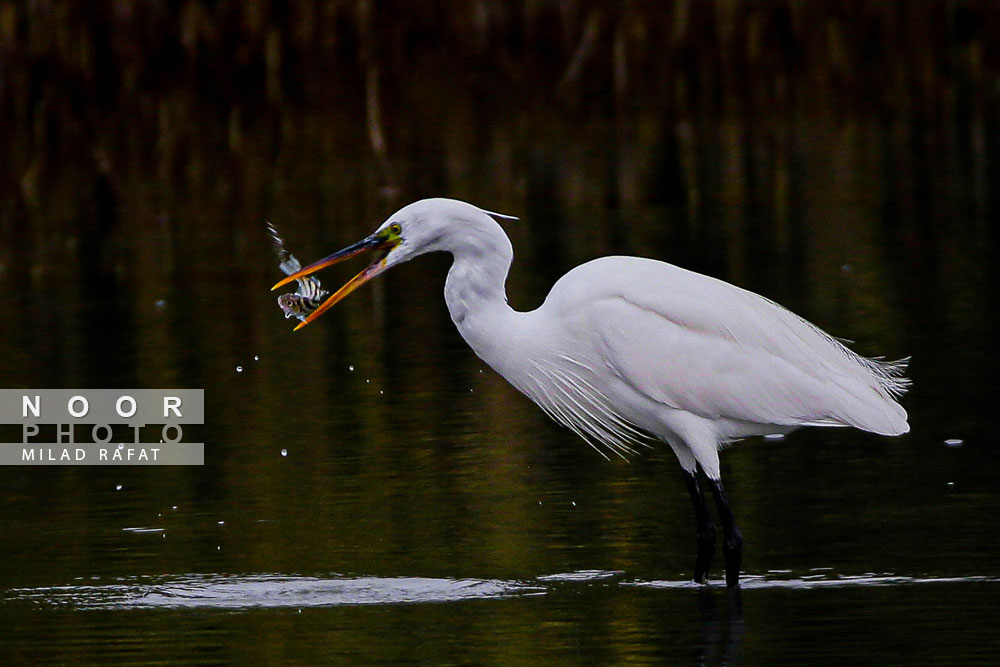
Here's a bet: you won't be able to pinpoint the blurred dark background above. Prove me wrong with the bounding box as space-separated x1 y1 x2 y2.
2 0 997 280
1 2 999 663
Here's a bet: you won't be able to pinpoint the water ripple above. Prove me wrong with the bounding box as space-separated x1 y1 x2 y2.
6 574 544 610
6 571 996 609
536 569 624 583
624 572 999 590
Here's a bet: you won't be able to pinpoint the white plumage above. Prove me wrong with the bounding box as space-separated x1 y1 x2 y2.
428 202 908 478
273 197 910 588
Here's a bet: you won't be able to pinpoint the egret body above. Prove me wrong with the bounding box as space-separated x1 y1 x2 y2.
273 198 910 588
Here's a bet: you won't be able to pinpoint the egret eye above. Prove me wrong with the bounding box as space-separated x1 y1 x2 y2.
389 223 402 236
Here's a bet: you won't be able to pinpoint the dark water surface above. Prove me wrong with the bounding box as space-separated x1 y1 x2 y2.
2 3 1000 664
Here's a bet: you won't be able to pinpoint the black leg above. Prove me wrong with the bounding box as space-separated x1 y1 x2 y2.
708 478 743 588
683 470 716 584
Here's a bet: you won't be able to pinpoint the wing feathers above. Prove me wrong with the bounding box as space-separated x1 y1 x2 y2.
546 257 909 437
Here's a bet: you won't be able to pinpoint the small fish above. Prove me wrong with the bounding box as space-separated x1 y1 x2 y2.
267 222 330 322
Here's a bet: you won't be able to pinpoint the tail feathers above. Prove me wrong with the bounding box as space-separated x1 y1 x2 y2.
861 356 911 399
829 361 910 436
847 401 909 436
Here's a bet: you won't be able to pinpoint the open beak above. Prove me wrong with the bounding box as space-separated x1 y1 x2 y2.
271 233 397 330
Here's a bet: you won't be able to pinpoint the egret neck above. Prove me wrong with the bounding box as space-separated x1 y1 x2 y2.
441 215 530 378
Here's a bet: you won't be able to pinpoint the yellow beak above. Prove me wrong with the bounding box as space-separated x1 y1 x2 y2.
271 233 396 330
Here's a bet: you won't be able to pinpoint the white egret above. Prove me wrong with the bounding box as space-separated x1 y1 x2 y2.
272 198 910 588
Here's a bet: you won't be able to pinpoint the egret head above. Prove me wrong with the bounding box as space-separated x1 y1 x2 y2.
271 198 516 330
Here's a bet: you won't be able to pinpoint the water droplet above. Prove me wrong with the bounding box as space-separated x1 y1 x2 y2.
115 484 122 491
172 506 178 510
469 388 474 393
365 379 370 384
944 438 964 447
571 501 577 507
280 448 288 457
117 442 125 450
236 365 243 373
349 365 355 372
253 355 259 361
217 546 221 550
947 482 955 486
154 299 167 311
379 390 384 395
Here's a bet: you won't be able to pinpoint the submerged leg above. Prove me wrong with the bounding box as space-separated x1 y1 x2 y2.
708 478 743 588
683 470 716 584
